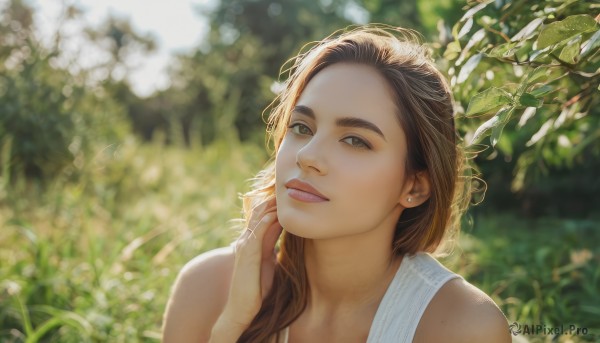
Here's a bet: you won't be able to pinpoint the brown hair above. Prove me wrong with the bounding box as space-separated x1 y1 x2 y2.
236 25 470 342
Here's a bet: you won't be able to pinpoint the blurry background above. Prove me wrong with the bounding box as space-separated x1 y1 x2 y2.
0 0 598 342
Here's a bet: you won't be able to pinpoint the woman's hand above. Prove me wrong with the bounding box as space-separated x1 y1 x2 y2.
211 196 283 341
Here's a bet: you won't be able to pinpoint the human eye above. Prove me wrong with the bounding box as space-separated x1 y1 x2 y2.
287 122 313 135
341 136 371 150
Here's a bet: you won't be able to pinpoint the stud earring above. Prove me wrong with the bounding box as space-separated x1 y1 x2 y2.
407 197 413 203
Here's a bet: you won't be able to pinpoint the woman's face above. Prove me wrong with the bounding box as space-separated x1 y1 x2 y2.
275 62 412 240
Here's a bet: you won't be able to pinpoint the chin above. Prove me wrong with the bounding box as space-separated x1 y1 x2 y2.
278 208 325 239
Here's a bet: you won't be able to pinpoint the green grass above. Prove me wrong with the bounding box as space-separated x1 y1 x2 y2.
0 138 267 342
442 213 600 343
0 137 598 342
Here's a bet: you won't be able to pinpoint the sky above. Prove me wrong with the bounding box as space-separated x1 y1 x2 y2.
24 0 213 97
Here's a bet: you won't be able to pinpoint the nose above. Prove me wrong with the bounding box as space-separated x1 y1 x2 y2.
296 136 328 175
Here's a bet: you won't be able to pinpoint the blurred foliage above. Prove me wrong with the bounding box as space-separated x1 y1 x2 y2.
1 0 599 341
1 138 597 342
444 213 600 342
443 0 600 215
0 0 129 181
165 0 351 146
83 15 157 79
3 0 598 214
0 139 267 342
164 0 460 146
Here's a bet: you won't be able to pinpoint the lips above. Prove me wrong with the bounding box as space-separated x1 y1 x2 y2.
285 178 329 201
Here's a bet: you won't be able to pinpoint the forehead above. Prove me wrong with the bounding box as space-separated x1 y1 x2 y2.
295 63 400 129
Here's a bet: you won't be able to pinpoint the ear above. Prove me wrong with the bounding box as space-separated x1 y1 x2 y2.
399 171 431 208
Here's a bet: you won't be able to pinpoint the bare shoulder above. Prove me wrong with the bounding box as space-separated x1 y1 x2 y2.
415 277 511 343
162 245 235 343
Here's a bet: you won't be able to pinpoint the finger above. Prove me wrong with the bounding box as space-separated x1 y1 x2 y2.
235 212 278 257
250 196 276 214
262 220 283 261
229 213 279 305
245 197 276 232
246 197 277 235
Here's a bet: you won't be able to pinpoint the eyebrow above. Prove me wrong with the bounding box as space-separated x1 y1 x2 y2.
292 105 387 141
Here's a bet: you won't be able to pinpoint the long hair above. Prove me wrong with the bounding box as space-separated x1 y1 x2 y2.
236 25 471 342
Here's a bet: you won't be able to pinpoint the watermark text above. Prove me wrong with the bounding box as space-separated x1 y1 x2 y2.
509 322 590 336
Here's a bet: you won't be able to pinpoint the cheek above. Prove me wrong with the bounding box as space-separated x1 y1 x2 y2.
333 158 405 230
275 139 295 178
342 156 405 198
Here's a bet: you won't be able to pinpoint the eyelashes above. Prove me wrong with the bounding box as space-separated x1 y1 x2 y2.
286 122 372 150
287 122 312 136
342 136 371 149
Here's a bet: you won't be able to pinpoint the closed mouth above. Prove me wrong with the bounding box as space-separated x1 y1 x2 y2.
284 178 329 200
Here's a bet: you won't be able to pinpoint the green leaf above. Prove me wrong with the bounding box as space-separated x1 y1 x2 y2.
470 114 499 145
529 45 552 62
469 107 512 146
515 40 534 62
487 42 518 58
526 66 550 84
491 108 514 147
458 18 474 39
519 93 543 108
460 0 493 22
537 14 597 49
581 29 600 57
456 29 486 65
457 53 482 84
558 35 582 64
530 85 553 98
465 87 513 117
444 41 462 60
518 107 537 128
511 18 545 42
526 118 554 147
452 21 460 39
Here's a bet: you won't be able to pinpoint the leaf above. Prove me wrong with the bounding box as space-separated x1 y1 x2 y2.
469 107 512 146
529 45 552 61
456 29 486 65
458 18 474 39
460 0 493 22
470 114 499 145
526 66 549 84
487 42 518 58
519 93 543 108
526 118 554 147
465 87 513 117
443 41 462 60
452 21 460 39
558 35 582 64
518 107 537 127
457 53 482 84
491 108 514 147
515 40 534 62
530 85 553 98
512 18 545 42
537 14 597 49
581 29 600 57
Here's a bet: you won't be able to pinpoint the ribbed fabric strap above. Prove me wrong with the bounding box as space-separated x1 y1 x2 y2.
366 253 462 343
277 253 460 343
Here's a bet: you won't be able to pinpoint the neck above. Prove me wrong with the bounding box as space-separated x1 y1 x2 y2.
302 225 402 320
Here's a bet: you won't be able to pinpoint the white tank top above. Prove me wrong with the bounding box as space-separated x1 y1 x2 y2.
275 252 461 343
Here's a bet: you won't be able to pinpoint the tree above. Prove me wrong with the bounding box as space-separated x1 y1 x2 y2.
83 15 156 82
444 0 599 215
165 0 355 146
0 1 128 181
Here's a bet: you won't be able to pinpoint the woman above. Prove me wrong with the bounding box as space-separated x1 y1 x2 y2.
162 26 511 343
